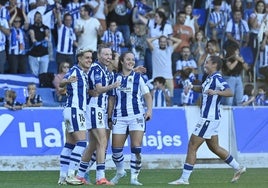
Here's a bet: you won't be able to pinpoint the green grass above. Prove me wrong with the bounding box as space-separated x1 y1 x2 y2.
0 168 267 188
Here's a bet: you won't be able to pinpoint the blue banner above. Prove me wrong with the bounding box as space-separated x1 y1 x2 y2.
233 107 268 153
0 108 189 156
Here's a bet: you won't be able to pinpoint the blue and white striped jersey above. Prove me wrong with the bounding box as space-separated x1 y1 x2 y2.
152 89 170 107
201 72 229 120
64 65 88 111
112 71 150 117
101 29 124 54
0 18 9 51
66 2 84 24
8 28 25 55
209 11 226 29
57 25 76 54
88 62 113 109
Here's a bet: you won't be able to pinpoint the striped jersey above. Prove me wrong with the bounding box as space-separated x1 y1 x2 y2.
57 25 76 54
66 2 84 24
209 11 226 29
0 6 10 21
112 71 150 117
88 62 113 110
201 72 229 120
8 27 25 55
101 29 124 54
64 65 88 111
0 18 9 51
152 88 170 107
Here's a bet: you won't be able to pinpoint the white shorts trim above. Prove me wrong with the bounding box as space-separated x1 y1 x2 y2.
63 107 86 133
86 105 108 129
112 114 146 134
192 118 220 139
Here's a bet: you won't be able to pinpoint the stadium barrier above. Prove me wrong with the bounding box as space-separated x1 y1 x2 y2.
0 106 267 170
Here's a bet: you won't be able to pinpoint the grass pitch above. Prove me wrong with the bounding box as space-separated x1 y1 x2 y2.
0 168 267 188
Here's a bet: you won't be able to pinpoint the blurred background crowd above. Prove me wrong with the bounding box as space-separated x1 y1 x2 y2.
0 0 267 107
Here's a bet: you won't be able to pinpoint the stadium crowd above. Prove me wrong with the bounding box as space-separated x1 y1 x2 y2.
0 0 268 107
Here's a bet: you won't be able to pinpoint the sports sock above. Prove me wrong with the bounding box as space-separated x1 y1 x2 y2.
68 141 87 176
224 155 240 170
180 163 194 181
59 143 75 178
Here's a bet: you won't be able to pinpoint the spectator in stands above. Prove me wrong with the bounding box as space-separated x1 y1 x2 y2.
74 4 103 60
175 46 197 78
7 0 24 22
191 29 206 64
184 3 199 35
29 0 37 11
27 0 57 61
248 0 267 62
28 11 50 76
101 21 125 55
0 1 10 74
221 44 249 106
0 0 10 21
52 62 69 103
198 39 221 82
255 85 266 106
146 35 181 101
241 83 255 106
172 11 194 73
208 0 226 45
14 0 30 14
25 83 43 107
131 0 152 25
129 23 148 67
231 0 243 13
180 68 195 106
8 7 29 74
138 9 173 79
66 0 84 26
4 89 23 110
151 76 171 107
259 30 268 83
244 0 255 22
169 55 246 185
87 0 109 31
55 10 77 69
107 0 133 46
225 9 250 48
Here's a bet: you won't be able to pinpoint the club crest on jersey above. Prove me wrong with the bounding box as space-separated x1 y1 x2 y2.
95 74 101 81
128 77 133 82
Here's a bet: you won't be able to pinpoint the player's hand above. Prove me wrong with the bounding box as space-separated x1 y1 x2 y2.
205 89 218 95
68 76 78 83
144 111 152 121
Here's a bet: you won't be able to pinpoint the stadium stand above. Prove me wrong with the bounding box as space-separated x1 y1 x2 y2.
36 88 60 107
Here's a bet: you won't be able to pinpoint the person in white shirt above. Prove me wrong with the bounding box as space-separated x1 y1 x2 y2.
74 4 103 60
146 35 181 99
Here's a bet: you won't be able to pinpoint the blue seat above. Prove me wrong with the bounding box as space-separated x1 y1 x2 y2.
240 47 254 65
192 8 207 27
12 87 27 104
37 88 60 107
